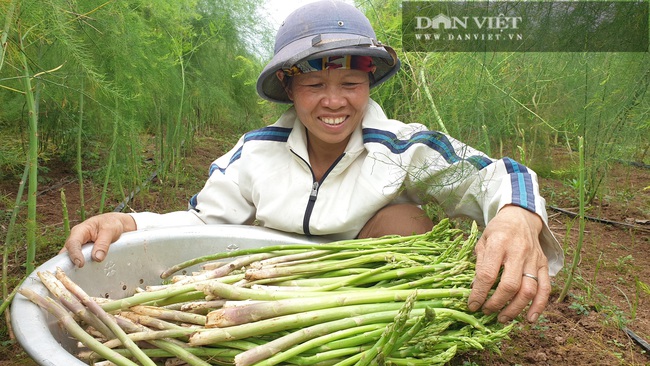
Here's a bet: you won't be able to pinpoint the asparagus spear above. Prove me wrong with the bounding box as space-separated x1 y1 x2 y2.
37 270 114 338
206 288 467 327
18 288 139 366
55 268 157 366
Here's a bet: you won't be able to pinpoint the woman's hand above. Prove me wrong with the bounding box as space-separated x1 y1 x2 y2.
59 212 137 268
468 204 551 323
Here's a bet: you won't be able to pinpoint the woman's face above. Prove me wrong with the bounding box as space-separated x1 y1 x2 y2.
286 69 370 152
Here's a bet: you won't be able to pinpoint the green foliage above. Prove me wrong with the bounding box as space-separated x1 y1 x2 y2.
569 301 591 316
639 279 650 296
531 314 550 336
0 0 268 202
0 0 270 280
0 132 24 179
360 0 649 200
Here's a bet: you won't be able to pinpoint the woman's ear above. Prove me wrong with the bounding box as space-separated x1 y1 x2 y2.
276 70 293 101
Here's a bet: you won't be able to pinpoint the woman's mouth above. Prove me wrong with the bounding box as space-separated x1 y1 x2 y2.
320 116 347 125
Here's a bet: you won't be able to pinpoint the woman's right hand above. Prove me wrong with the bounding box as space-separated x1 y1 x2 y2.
60 212 137 268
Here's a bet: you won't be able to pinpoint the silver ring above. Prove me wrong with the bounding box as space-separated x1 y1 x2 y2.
522 273 539 282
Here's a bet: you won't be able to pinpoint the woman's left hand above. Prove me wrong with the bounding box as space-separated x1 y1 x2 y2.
467 204 551 323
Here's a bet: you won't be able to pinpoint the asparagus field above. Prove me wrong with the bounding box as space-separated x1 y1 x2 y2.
20 219 514 366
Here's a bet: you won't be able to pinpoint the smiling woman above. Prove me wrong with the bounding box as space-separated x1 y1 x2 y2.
64 0 563 329
280 67 372 174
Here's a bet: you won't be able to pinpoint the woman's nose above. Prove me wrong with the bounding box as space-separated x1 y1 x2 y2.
320 86 347 109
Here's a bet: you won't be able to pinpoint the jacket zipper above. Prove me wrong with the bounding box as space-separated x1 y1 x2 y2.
291 151 345 236
303 181 320 235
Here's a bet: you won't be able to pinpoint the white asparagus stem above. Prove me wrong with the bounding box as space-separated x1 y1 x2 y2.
180 300 227 314
118 311 200 331
250 249 331 268
37 270 114 338
55 267 157 366
129 305 207 325
172 252 278 285
18 288 139 366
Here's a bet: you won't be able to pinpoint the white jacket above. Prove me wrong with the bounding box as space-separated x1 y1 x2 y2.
132 100 563 275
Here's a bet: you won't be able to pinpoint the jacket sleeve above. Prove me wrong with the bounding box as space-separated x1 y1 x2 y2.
405 131 564 276
130 136 256 230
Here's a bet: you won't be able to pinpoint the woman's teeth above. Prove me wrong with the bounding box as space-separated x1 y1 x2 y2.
321 116 346 125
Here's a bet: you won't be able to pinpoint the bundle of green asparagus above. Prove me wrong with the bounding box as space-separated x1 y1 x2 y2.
21 219 513 366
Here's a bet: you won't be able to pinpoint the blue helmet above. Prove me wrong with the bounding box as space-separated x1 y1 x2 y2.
257 0 400 103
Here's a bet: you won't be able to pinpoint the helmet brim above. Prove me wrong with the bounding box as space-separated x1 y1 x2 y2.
257 33 400 104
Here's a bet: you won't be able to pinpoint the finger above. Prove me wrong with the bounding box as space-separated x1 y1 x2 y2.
527 266 551 322
468 237 502 312
496 271 538 323
90 228 117 263
64 227 89 268
481 259 524 315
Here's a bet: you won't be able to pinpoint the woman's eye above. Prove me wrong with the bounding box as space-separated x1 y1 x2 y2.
342 82 366 89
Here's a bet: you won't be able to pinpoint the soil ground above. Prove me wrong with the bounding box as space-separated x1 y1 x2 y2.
1 137 649 366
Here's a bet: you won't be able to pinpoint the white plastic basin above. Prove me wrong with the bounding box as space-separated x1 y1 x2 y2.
11 225 320 365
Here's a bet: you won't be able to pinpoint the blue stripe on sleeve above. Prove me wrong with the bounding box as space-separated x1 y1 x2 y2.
189 194 198 210
244 126 291 142
466 155 493 170
503 157 529 174
363 129 460 164
503 157 535 211
362 128 494 171
362 128 537 212
209 147 242 176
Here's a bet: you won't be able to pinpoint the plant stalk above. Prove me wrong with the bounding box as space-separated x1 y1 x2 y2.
18 30 38 275
1 163 28 314
76 77 86 221
558 136 585 302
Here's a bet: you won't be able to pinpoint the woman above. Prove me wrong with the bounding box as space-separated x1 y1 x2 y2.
64 0 563 324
